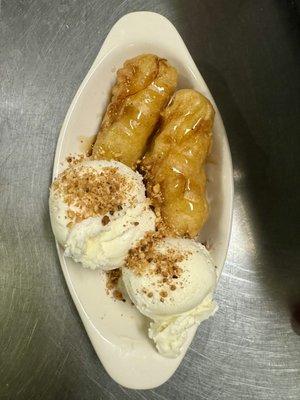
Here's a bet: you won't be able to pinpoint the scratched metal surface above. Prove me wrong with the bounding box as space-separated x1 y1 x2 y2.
1 0 300 399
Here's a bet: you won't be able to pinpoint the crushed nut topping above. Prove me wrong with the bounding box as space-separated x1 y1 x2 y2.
113 290 125 302
106 269 126 302
139 162 164 204
106 269 122 291
66 153 90 165
102 215 110 225
52 164 135 227
125 231 189 295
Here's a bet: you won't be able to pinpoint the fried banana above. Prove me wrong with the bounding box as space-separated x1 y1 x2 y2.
92 54 178 168
142 89 215 237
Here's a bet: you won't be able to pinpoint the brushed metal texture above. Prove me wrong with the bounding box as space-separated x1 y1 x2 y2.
1 1 299 399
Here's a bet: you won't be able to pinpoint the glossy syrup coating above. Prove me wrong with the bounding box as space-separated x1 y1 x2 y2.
142 89 215 237
92 54 178 169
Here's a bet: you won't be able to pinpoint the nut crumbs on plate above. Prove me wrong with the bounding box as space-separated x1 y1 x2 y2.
106 269 122 291
106 269 126 302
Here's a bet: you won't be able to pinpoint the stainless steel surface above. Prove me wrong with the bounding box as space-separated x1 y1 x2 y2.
1 0 299 399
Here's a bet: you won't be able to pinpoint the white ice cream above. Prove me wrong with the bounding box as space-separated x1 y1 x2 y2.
148 293 217 358
49 160 155 270
122 237 218 357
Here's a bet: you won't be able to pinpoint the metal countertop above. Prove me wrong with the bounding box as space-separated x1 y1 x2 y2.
1 1 299 399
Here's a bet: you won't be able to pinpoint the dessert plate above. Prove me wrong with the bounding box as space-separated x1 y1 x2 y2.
52 12 233 389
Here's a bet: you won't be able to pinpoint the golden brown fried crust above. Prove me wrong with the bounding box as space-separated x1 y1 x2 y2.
142 89 215 238
92 54 178 168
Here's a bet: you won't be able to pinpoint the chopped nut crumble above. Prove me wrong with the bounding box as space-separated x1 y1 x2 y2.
52 164 135 226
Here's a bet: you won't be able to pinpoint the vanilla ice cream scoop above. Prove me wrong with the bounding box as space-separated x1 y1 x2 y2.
49 159 155 270
122 237 218 357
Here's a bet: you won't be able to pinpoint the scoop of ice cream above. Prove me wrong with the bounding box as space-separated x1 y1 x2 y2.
148 294 217 358
122 237 217 357
64 205 155 270
49 159 155 270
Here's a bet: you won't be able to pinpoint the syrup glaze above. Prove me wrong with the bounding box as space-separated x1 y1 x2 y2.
142 89 215 238
92 54 178 168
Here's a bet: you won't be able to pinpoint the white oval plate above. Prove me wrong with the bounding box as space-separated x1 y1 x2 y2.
52 12 233 389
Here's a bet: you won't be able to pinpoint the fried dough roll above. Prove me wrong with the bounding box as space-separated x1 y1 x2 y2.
92 54 178 168
142 89 215 237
